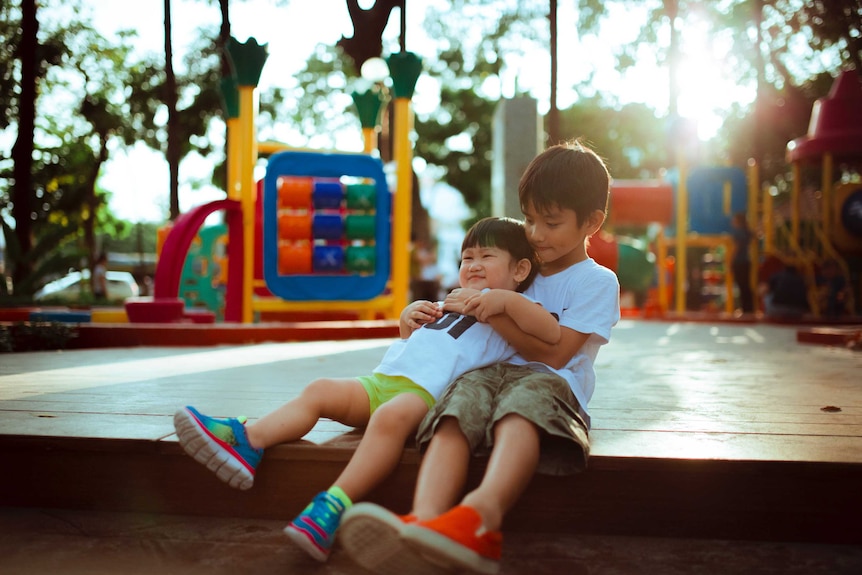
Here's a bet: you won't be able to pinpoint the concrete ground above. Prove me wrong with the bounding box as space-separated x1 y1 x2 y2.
3 507 862 575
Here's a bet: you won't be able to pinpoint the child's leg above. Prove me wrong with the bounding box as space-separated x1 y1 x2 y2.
411 416 472 520
401 370 578 574
174 377 370 491
285 391 429 562
399 414 539 575
333 391 430 501
246 377 372 449
461 413 540 531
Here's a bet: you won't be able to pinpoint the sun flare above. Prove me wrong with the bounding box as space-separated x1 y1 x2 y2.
675 19 756 141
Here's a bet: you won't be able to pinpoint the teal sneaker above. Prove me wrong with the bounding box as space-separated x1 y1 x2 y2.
284 491 347 562
173 405 263 491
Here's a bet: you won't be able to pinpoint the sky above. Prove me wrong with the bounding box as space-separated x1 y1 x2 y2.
72 0 756 225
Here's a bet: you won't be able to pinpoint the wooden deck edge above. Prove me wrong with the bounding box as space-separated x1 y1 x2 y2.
1 434 860 545
66 320 401 348
797 326 862 347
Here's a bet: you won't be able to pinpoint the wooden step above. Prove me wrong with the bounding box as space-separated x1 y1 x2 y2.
3 431 859 546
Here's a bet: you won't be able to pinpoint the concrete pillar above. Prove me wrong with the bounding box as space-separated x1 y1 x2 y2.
492 97 542 219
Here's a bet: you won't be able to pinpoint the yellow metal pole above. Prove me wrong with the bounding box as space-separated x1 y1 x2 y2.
724 237 735 314
225 36 267 324
763 184 774 254
227 117 242 201
362 127 376 154
675 155 688 313
238 86 258 324
391 98 413 314
657 227 668 312
386 52 422 317
791 162 801 245
822 152 833 238
747 158 760 313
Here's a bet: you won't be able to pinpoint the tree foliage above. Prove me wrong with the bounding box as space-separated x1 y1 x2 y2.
1 0 142 296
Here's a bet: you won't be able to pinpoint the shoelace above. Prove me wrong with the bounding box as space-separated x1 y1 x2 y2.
310 494 344 530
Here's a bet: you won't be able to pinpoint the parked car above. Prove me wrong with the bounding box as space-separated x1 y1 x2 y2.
34 270 140 303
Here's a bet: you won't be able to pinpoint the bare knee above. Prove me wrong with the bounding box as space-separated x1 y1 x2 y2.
367 396 427 437
493 413 539 441
435 415 468 440
300 378 368 425
300 378 338 405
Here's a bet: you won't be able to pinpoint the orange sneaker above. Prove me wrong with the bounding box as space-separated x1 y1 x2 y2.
401 505 502 574
339 503 443 575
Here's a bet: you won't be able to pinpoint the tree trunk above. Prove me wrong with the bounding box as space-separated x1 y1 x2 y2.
219 0 230 77
11 0 38 290
87 133 109 291
548 0 559 146
753 0 765 171
664 0 680 167
164 0 180 220
218 0 231 195
337 0 402 71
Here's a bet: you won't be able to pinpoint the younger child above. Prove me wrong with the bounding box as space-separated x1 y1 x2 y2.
339 141 620 574
172 217 560 562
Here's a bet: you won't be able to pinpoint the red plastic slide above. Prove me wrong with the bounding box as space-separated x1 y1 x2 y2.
152 199 244 322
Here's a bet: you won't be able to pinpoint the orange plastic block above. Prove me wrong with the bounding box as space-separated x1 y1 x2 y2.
278 176 314 209
278 213 312 240
278 243 312 275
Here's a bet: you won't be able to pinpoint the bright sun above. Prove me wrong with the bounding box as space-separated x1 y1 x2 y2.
674 19 756 141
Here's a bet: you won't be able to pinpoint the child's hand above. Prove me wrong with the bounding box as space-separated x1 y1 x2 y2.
401 300 443 331
443 288 481 314
463 289 508 322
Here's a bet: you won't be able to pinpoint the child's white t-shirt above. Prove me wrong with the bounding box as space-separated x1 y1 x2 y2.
375 293 536 400
509 257 620 426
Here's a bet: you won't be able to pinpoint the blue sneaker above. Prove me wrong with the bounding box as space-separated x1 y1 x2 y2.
284 491 347 562
173 405 263 491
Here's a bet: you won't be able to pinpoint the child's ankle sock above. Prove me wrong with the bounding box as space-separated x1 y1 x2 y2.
327 485 353 511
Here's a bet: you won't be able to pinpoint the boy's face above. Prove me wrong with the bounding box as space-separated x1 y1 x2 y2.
458 245 525 291
522 202 593 274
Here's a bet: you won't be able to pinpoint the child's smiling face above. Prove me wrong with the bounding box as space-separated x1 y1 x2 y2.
458 245 527 292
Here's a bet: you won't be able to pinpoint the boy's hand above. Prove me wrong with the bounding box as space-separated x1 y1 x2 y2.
401 300 443 332
463 289 508 322
443 288 481 314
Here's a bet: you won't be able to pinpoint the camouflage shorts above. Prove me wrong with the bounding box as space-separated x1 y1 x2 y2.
415 363 590 475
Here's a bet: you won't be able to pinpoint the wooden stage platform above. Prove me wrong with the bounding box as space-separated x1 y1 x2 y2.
1 319 860 548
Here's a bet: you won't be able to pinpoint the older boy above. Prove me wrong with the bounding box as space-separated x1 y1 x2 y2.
339 141 620 574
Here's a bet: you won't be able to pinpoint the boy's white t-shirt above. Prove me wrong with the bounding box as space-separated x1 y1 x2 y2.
375 293 536 400
510 257 620 426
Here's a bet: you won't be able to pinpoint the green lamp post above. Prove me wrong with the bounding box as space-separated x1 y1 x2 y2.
225 36 268 323
351 87 385 153
385 51 423 313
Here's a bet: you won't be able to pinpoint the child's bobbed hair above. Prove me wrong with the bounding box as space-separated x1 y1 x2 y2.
461 217 539 292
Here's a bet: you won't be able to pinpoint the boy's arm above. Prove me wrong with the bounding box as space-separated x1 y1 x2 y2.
485 314 590 369
463 289 560 344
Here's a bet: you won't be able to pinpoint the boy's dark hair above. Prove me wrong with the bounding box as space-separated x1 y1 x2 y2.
461 217 539 292
518 140 610 226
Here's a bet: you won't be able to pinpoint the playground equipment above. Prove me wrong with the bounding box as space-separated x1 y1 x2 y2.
604 72 862 318
126 35 859 322
779 69 862 315
261 152 390 301
582 171 747 315
127 38 423 323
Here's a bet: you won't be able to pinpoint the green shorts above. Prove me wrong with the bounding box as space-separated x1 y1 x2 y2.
415 364 590 475
356 373 436 415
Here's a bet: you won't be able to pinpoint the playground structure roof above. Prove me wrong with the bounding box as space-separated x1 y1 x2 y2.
787 69 862 163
